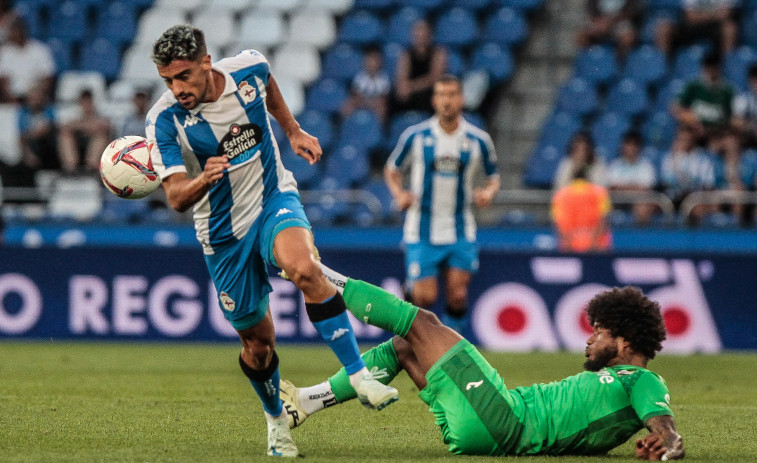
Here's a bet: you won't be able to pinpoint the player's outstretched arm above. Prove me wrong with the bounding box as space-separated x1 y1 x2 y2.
636 415 685 460
266 75 322 165
162 155 230 212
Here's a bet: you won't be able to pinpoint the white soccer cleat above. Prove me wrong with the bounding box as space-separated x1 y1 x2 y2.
355 373 399 411
280 379 308 429
266 410 298 457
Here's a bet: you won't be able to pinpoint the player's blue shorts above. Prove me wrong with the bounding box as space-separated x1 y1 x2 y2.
404 240 479 284
205 191 311 331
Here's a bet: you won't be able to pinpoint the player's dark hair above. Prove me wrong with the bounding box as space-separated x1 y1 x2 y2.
151 24 207 66
586 286 666 359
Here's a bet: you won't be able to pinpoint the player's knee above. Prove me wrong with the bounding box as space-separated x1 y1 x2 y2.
283 258 322 291
241 338 273 370
447 290 468 310
412 290 437 308
392 336 413 364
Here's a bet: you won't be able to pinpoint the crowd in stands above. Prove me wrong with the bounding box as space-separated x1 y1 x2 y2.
536 0 757 229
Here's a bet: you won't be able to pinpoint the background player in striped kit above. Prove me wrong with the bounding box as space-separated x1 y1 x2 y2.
145 25 397 457
385 74 500 334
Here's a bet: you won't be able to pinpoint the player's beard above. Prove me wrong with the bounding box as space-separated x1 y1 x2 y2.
583 344 618 371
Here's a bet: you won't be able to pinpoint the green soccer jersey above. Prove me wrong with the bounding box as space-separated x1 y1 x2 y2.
511 365 673 455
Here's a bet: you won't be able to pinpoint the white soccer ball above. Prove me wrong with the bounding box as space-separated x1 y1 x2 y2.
99 135 161 199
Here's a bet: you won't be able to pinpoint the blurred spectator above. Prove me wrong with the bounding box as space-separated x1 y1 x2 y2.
393 19 447 114
0 0 19 45
19 87 59 172
0 16 54 103
58 89 111 174
731 64 757 148
660 125 718 222
553 131 607 190
671 50 734 141
117 88 152 138
656 0 738 57
341 46 391 124
607 131 658 224
709 128 747 221
577 0 643 61
551 165 612 252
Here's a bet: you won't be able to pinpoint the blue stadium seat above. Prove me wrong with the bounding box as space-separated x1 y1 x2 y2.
654 78 686 112
382 42 405 78
405 0 447 11
434 8 478 48
47 0 88 43
337 10 384 45
623 44 668 87
642 110 677 149
641 145 665 173
470 43 514 83
555 77 599 116
306 176 351 224
386 7 423 47
46 38 75 72
673 44 707 80
281 143 323 189
483 7 528 46
14 1 46 39
574 45 617 85
501 0 545 12
523 143 562 188
454 0 493 11
537 111 582 150
605 78 649 117
742 9 757 49
362 176 399 224
388 110 430 147
464 112 486 130
325 144 371 186
337 109 383 151
305 78 348 114
741 148 757 186
80 38 122 80
700 212 740 229
354 0 395 9
299 109 335 152
647 0 682 14
322 44 363 82
724 45 757 92
446 48 468 76
95 1 138 46
590 112 632 160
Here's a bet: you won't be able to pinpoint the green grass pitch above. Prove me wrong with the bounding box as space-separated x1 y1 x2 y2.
1 342 756 462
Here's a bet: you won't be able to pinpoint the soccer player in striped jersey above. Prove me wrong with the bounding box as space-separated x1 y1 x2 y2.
385 75 500 334
145 25 397 457
282 268 686 460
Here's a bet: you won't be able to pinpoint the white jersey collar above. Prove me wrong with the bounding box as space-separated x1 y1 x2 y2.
430 115 465 137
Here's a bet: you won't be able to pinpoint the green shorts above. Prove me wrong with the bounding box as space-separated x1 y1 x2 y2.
418 340 525 456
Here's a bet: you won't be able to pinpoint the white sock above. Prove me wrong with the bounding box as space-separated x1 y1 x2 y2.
298 380 337 415
348 366 370 389
318 263 348 294
265 409 287 423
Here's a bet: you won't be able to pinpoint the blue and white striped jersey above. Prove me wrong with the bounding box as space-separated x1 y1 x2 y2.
146 50 298 254
387 116 499 245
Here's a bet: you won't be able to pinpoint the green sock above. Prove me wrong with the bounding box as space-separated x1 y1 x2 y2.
328 339 401 403
343 278 419 337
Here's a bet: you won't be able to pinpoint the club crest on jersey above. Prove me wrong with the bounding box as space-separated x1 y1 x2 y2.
238 80 257 104
217 123 263 160
220 291 235 312
434 154 460 175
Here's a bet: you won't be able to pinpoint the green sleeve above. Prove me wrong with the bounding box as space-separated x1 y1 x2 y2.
630 371 674 423
677 82 694 107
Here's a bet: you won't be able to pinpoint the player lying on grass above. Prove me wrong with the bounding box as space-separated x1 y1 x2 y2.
280 266 685 460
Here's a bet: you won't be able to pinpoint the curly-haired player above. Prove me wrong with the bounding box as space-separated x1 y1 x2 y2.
281 269 685 460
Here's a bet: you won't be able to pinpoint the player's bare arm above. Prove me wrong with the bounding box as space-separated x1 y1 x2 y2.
384 167 415 210
265 75 322 165
162 155 230 212
472 175 501 208
636 415 685 460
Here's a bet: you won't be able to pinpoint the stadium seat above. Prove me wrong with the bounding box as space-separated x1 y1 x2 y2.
153 0 204 13
523 143 562 188
322 44 364 82
0 104 20 166
15 1 45 39
338 109 383 151
455 0 493 11
605 78 649 117
464 111 487 130
47 176 103 221
470 43 514 83
653 78 686 113
211 0 258 13
742 9 757 49
434 8 478 48
361 176 399 224
741 149 757 186
574 45 617 85
134 7 188 47
405 0 446 11
45 38 75 73
537 111 582 151
337 10 384 45
672 44 706 80
623 44 668 87
190 9 237 51
305 78 349 114
275 77 305 116
724 45 757 92
238 9 287 50
355 0 395 9
642 110 677 149
56 71 108 105
388 110 430 147
280 143 323 189
289 8 337 50
119 43 165 88
79 38 122 81
555 77 599 116
309 0 354 15
305 176 351 224
255 0 303 14
483 7 529 46
94 1 138 46
47 0 88 43
700 212 740 229
272 44 321 85
386 7 423 46
299 109 335 152
446 49 468 76
325 144 371 186
502 0 545 12
382 42 405 78
590 112 632 160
